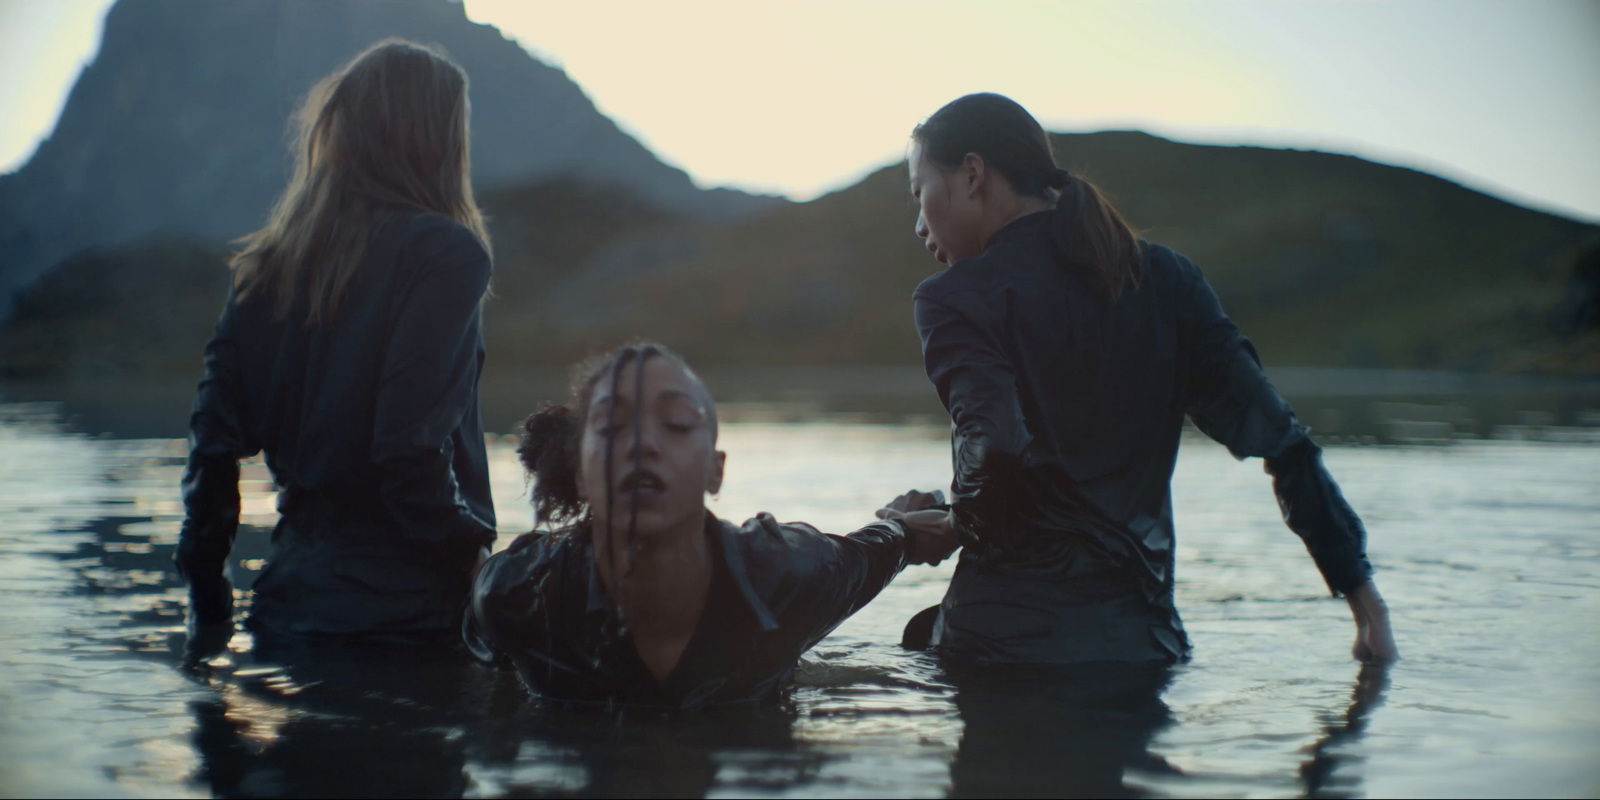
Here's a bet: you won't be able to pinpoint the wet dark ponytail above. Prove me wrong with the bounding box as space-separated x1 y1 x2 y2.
912 92 1143 300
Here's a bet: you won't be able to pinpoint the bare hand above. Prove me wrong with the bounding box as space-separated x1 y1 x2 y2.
877 489 945 517
892 508 960 566
1346 580 1399 663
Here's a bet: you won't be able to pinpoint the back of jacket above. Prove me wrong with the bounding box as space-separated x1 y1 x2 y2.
181 211 497 578
914 210 1372 614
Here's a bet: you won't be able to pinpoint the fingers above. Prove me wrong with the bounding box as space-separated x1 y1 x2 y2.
883 488 943 513
1353 623 1401 664
1352 638 1373 662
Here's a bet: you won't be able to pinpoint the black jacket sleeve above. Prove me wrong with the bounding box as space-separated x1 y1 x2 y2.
913 291 1031 546
176 295 260 593
747 515 911 651
463 534 555 668
1181 264 1374 596
370 217 496 551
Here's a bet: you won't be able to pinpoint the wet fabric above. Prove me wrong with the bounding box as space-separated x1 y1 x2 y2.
463 513 910 710
913 210 1373 664
247 516 476 643
177 211 497 639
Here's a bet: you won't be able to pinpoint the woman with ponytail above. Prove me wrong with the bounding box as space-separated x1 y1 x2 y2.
900 93 1397 665
463 343 957 709
176 40 497 644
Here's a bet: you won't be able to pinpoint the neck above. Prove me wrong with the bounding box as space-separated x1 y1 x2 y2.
595 510 714 635
980 194 1053 252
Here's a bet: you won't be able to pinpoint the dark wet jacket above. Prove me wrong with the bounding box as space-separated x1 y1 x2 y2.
914 211 1373 664
177 211 497 640
464 513 910 710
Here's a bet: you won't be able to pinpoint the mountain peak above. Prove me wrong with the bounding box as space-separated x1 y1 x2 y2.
0 0 782 317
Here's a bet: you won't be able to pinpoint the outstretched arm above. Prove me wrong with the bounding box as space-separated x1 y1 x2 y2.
746 515 914 652
1181 262 1397 662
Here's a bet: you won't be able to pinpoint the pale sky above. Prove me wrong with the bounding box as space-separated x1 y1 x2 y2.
2 0 1598 221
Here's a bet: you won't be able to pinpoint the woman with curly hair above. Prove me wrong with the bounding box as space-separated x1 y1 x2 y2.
464 343 956 709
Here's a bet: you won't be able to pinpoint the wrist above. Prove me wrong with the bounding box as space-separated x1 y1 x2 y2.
1346 581 1387 620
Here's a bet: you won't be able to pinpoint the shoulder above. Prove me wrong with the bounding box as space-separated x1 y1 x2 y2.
912 263 1004 339
726 512 902 582
392 212 491 281
913 223 1051 319
473 528 584 609
914 259 993 314
913 246 1006 306
1139 239 1203 287
732 512 832 556
726 513 847 585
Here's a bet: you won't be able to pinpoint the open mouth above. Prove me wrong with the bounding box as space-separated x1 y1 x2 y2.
618 469 667 495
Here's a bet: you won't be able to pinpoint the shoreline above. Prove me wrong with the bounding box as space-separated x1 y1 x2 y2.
4 366 1599 443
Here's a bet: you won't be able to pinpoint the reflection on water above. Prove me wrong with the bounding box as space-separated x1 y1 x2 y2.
947 662 1177 798
1299 664 1390 799
1 402 1598 797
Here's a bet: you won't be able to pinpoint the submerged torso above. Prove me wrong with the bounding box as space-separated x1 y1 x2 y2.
915 213 1196 662
464 514 910 710
913 211 1372 664
185 211 497 640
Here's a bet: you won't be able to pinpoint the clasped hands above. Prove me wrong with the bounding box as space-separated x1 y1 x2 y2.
876 489 961 566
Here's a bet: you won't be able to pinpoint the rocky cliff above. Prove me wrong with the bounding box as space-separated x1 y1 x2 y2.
0 0 784 317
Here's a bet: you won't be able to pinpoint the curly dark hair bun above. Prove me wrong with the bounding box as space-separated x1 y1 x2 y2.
519 402 584 525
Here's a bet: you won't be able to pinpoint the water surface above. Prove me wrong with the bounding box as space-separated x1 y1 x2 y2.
0 403 1596 797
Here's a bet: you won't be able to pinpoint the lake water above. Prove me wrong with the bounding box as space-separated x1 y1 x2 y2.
0 402 1597 798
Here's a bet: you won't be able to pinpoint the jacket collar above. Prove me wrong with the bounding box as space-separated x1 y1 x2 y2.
986 208 1053 250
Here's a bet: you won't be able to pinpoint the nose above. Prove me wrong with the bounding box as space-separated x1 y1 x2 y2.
620 420 662 462
914 211 928 241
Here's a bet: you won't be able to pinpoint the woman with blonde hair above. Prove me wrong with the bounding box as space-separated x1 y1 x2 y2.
176 39 497 644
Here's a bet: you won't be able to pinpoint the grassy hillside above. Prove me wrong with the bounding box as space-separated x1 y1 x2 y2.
0 238 231 381
476 131 1600 376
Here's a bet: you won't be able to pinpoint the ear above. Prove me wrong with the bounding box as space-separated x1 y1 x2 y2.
961 152 987 198
707 449 727 496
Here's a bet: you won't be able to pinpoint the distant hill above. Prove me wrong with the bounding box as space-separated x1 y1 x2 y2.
7 131 1596 394
0 237 231 382
0 0 784 317
476 131 1600 377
